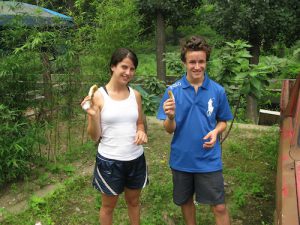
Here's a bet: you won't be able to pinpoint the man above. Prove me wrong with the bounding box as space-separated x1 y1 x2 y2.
157 36 232 225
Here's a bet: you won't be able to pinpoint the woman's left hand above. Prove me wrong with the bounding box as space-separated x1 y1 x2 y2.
134 130 148 145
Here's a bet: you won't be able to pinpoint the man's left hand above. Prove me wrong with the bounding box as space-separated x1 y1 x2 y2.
203 130 218 149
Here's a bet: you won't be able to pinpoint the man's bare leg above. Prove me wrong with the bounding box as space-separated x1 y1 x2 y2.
181 197 196 225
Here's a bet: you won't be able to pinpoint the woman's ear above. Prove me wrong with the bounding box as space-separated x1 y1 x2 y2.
110 65 115 74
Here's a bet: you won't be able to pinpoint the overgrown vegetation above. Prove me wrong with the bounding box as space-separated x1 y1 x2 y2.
0 105 41 185
1 119 278 225
0 0 143 185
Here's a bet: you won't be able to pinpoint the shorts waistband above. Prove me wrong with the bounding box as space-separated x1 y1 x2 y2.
96 152 144 163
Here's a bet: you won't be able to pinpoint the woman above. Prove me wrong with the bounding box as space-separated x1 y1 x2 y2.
81 48 148 225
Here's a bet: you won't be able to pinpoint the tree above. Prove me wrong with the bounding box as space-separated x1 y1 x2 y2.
205 0 300 123
138 0 201 81
91 0 142 81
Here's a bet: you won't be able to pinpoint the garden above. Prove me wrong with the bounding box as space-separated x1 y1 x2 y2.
0 0 299 224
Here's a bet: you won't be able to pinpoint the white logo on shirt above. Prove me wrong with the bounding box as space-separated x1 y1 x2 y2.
207 98 214 117
170 82 181 89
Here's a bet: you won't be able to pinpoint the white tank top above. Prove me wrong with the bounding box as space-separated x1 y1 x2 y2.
98 86 143 161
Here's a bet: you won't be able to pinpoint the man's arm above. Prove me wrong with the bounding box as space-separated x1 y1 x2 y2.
163 117 176 134
162 98 176 134
214 121 227 134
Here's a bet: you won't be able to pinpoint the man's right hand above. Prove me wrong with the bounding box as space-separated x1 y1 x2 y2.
163 98 176 120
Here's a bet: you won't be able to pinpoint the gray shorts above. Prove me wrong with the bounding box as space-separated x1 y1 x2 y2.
172 169 225 206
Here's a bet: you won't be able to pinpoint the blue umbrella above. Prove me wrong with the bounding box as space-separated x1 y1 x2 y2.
0 1 73 26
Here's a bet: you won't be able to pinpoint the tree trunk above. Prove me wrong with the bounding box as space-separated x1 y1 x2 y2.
246 94 258 124
156 10 166 81
247 32 261 123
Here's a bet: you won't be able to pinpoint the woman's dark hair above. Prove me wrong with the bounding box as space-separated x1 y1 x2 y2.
180 36 212 62
109 48 138 74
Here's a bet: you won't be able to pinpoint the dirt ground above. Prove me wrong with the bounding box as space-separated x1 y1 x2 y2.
0 159 95 222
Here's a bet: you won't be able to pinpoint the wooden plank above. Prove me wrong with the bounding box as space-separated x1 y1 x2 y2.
258 109 280 125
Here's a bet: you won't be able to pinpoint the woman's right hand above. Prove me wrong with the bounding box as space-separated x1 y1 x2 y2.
81 96 99 116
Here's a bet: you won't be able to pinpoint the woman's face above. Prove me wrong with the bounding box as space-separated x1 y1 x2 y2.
111 57 135 84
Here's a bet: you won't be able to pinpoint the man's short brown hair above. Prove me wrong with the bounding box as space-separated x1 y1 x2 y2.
180 36 212 62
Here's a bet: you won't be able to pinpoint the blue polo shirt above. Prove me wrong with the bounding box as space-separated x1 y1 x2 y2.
157 73 233 172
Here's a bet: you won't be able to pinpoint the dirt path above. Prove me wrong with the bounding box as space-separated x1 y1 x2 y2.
0 160 95 222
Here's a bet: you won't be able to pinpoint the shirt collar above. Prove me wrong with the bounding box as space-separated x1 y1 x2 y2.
181 72 210 89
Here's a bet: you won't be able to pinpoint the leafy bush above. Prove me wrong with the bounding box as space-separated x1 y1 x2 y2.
208 40 290 122
164 52 185 76
134 76 166 96
90 0 143 78
132 76 166 115
0 52 41 111
0 105 43 186
279 41 300 78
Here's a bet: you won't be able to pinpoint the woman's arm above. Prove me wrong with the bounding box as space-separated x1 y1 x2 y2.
85 90 103 142
134 90 148 145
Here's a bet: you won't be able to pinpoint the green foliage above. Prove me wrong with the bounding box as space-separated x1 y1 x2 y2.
90 0 143 79
0 51 41 111
1 120 278 225
36 173 51 187
210 40 286 110
29 195 46 212
211 40 251 89
177 22 225 47
277 40 300 78
223 126 278 220
0 0 146 187
14 31 56 53
255 131 279 170
136 52 157 76
135 76 166 96
138 0 201 35
0 105 43 186
132 76 166 115
206 0 299 50
164 52 185 76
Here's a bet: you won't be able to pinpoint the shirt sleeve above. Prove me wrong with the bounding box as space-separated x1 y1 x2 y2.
156 89 170 120
216 89 233 121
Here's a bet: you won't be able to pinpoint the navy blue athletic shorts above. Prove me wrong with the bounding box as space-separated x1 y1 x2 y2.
93 153 148 195
172 169 225 206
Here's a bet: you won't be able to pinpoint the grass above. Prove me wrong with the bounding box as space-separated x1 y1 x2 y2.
1 119 279 225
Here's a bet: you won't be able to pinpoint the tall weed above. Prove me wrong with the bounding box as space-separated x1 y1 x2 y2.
0 105 44 185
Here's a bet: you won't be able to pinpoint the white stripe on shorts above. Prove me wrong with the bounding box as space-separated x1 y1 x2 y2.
96 166 117 195
94 177 103 193
142 166 148 188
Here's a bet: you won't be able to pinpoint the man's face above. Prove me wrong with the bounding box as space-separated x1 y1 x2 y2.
184 50 207 83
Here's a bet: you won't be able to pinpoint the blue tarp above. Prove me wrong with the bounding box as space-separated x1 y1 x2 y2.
0 1 73 26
